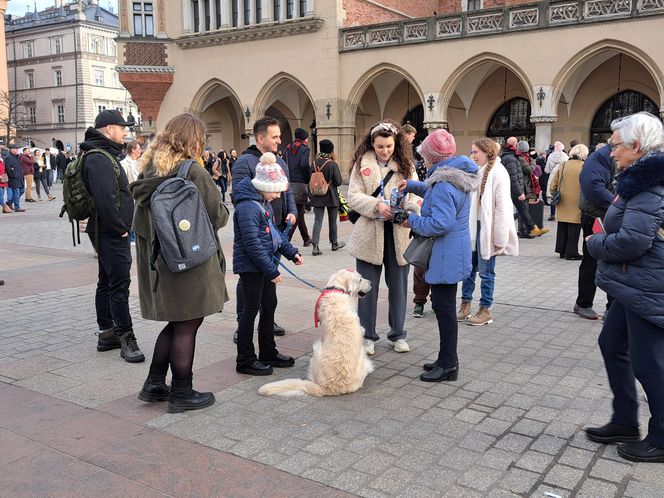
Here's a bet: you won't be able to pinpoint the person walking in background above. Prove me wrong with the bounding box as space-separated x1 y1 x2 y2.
550 144 588 260
0 155 10 213
545 141 569 220
33 149 55 201
585 112 664 463
575 144 616 320
398 129 480 382
131 113 229 413
5 144 25 212
55 144 67 183
459 138 519 326
43 148 54 188
284 128 313 247
20 148 35 203
121 140 142 246
347 120 420 355
310 139 344 256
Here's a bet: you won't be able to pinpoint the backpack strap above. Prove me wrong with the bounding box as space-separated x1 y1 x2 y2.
176 159 197 179
315 159 331 173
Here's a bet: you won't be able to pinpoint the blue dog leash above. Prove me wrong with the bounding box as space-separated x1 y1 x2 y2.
274 220 323 292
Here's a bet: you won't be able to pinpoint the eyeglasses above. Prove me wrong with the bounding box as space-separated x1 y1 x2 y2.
609 142 624 151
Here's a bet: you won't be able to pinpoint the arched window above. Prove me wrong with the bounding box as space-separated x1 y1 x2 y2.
487 97 534 145
590 90 659 146
402 104 426 147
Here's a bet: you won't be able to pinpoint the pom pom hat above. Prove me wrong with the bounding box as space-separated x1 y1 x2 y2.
252 153 289 192
417 129 456 165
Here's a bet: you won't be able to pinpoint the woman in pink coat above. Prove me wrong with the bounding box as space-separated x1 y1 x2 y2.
459 138 519 326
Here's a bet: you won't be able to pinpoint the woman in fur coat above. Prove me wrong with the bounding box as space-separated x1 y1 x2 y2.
459 138 519 327
347 120 420 356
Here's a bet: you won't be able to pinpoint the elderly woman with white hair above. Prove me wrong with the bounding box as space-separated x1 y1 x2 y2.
549 143 589 260
584 112 664 463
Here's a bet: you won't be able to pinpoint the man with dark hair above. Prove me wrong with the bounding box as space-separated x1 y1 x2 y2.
284 127 313 246
231 116 298 342
81 109 144 363
20 147 35 202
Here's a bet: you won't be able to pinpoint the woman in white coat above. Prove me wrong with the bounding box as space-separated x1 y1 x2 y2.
459 138 519 326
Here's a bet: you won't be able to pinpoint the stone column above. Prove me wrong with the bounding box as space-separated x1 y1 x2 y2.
304 0 315 16
531 117 557 153
280 0 287 21
198 0 206 32
209 0 217 29
530 84 557 152
261 0 271 23
182 0 193 33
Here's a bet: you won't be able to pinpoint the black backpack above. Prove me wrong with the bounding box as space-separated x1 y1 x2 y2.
149 160 218 287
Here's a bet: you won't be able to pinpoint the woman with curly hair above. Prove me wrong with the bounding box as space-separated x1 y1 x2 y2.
347 120 420 355
130 113 229 413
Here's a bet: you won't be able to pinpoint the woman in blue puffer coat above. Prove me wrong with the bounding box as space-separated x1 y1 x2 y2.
584 112 664 463
399 129 480 383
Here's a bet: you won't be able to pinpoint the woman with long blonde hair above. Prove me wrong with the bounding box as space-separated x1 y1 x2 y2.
130 113 229 414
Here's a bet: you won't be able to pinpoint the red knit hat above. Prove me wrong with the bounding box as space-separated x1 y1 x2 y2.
417 129 456 165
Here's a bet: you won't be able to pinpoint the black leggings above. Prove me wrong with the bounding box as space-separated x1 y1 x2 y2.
431 283 459 369
236 272 278 367
150 317 204 381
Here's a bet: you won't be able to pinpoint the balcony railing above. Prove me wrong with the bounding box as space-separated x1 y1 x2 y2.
339 0 664 52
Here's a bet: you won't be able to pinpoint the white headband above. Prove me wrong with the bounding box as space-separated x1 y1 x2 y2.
371 122 399 137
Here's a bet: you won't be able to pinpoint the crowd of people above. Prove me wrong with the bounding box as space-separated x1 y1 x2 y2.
3 106 663 463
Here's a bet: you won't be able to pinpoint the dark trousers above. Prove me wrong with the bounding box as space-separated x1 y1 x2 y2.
576 215 613 309
236 272 279 367
357 224 409 342
288 203 311 243
599 300 664 447
413 266 431 304
431 283 459 369
312 206 338 245
555 221 582 258
218 177 227 202
89 233 133 336
513 197 535 233
34 171 51 197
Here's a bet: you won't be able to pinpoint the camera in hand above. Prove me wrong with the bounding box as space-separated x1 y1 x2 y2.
391 207 410 225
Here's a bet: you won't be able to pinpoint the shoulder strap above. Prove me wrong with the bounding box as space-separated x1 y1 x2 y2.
315 159 331 172
369 170 394 198
176 159 197 179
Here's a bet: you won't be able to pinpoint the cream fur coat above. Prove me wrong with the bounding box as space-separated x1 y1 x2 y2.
469 158 519 260
347 152 420 266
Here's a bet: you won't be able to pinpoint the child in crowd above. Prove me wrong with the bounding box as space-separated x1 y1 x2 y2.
233 152 304 376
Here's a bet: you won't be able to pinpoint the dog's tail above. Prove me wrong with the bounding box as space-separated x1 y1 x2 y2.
258 378 327 397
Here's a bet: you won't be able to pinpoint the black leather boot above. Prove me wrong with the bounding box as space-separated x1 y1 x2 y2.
138 374 170 402
585 423 640 444
420 365 459 382
119 331 145 363
96 328 121 352
167 377 215 414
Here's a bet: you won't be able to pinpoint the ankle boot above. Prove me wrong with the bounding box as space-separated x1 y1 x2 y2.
96 328 121 351
138 373 170 402
3 203 13 214
168 377 215 413
331 241 345 251
119 331 145 363
312 243 322 256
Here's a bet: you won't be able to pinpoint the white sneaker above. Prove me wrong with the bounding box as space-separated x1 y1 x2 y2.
363 339 375 356
392 339 410 353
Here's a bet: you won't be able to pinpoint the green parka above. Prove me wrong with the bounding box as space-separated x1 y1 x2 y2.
130 161 229 322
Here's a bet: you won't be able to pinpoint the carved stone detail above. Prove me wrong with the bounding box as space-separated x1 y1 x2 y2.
639 0 664 10
368 26 400 44
436 18 462 37
510 8 539 28
343 31 365 49
466 13 503 33
404 23 428 41
585 0 632 17
549 2 579 22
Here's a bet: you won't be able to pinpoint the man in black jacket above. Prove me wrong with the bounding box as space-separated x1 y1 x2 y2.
284 128 313 246
5 145 25 212
500 137 549 238
81 109 144 363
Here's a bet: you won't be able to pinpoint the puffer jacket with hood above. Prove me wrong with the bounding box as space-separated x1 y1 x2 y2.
80 127 134 236
405 156 480 285
499 145 523 199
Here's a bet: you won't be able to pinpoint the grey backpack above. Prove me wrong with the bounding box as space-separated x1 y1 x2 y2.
150 160 217 277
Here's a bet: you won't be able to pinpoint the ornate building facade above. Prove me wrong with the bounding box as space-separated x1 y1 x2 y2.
117 0 664 171
5 1 132 149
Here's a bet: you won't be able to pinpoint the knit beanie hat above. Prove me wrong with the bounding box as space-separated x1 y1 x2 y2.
294 128 309 140
417 129 456 165
319 139 334 154
553 141 565 152
251 153 289 192
517 141 530 153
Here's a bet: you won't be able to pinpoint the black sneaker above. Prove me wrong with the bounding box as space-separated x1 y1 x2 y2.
96 328 121 352
273 323 285 336
119 332 145 363
412 304 424 318
585 423 640 444
618 440 664 462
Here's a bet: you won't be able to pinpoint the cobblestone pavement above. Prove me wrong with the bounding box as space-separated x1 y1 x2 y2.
1 184 662 497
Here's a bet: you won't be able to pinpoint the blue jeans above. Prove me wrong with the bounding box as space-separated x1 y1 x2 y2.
0 186 5 205
461 223 496 308
8 187 21 209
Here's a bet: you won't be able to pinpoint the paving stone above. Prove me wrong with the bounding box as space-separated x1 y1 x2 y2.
498 467 540 495
457 465 503 491
576 478 619 497
544 464 585 490
494 433 533 453
368 468 414 494
516 450 554 473
558 446 596 469
624 479 664 498
589 458 632 482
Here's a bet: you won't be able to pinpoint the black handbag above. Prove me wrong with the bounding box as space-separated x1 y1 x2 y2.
403 233 435 270
550 163 565 206
348 171 394 224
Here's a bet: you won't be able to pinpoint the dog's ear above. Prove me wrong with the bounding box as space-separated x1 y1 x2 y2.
346 270 364 296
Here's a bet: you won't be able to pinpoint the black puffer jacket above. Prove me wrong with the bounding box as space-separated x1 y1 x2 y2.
283 140 311 184
80 127 134 236
500 145 524 199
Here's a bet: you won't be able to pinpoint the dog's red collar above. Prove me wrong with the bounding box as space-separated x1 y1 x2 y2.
314 287 349 328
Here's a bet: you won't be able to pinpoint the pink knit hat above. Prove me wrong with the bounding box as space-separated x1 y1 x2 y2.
553 141 565 152
417 129 456 165
252 153 289 192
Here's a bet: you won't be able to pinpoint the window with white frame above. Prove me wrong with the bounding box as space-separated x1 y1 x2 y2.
28 106 36 125
462 0 483 11
94 68 105 86
89 36 97 53
54 69 63 86
51 36 62 54
24 41 34 58
133 2 154 36
55 103 65 124
98 104 107 114
26 72 34 89
108 40 117 56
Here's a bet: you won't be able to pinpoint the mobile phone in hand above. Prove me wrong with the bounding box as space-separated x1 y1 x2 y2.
592 218 605 234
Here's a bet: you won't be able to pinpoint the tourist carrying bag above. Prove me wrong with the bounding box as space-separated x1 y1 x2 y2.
309 159 331 197
550 163 566 207
403 234 435 270
348 170 394 224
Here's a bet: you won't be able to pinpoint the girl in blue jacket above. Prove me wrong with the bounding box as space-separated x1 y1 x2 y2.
233 153 304 376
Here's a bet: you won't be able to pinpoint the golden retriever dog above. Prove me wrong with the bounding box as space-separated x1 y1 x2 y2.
258 269 373 397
